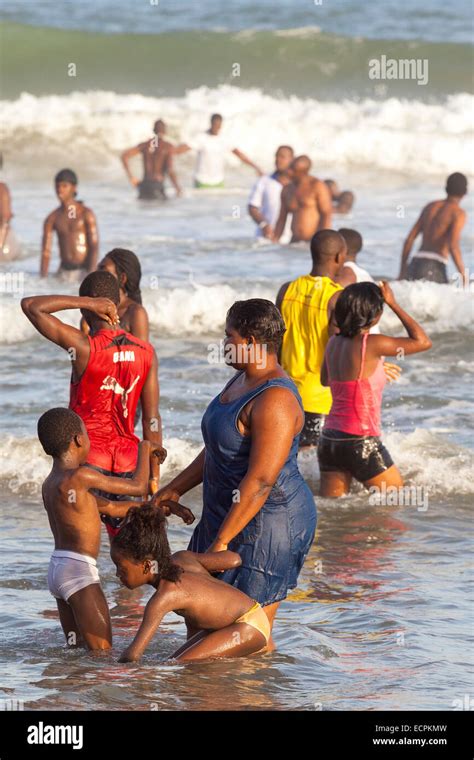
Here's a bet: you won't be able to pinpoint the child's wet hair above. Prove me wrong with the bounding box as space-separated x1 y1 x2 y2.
335 282 384 338
37 407 83 457
112 506 182 582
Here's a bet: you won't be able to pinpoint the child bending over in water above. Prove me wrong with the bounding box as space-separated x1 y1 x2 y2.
111 505 272 663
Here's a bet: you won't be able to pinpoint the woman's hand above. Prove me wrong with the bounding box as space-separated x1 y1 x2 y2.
383 362 402 383
206 538 228 553
378 280 397 308
150 485 182 507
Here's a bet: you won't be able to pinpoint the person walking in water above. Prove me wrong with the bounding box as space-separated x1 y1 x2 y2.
398 172 468 286
121 119 182 199
173 114 263 188
152 299 316 649
318 281 432 497
40 169 98 279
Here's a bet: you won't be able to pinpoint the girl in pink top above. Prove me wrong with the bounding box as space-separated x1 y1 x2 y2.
318 281 432 497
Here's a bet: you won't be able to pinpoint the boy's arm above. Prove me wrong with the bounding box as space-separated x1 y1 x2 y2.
121 144 143 187
84 208 99 273
449 209 467 285
79 441 152 497
316 180 333 230
173 549 241 574
95 495 145 519
40 212 56 277
141 350 166 490
118 591 173 662
399 209 424 279
21 294 100 352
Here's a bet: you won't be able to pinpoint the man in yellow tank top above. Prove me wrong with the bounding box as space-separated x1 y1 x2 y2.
276 230 347 448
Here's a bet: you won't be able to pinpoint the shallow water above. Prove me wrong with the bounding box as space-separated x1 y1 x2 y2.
1 0 473 713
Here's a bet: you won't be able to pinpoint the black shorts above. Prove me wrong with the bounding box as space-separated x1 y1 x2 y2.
138 179 167 200
318 429 394 482
407 256 447 284
299 412 325 448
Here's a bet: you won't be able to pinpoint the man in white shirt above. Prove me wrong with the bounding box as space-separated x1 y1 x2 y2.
335 228 380 335
248 145 294 242
174 114 263 188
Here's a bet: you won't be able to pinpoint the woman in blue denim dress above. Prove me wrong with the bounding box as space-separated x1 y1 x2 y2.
154 299 316 645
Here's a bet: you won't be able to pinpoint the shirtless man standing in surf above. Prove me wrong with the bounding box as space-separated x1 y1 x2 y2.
273 155 333 243
40 169 99 279
121 119 182 199
398 172 468 286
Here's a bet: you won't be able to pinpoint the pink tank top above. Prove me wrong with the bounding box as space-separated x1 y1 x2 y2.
325 333 386 436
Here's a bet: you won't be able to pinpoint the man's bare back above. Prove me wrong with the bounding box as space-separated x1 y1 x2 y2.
139 138 173 182
399 173 468 284
417 199 466 258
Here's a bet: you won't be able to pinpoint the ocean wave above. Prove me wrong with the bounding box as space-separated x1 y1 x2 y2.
1 23 472 100
1 278 472 346
1 87 472 180
1 429 471 498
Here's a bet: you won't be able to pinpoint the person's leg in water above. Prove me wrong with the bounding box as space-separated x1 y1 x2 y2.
320 470 353 497
66 584 112 650
171 622 267 662
363 464 403 491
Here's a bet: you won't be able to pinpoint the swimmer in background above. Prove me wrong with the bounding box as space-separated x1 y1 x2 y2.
0 153 13 257
273 155 333 243
325 179 355 214
172 113 263 188
121 119 182 199
40 169 98 279
248 145 294 241
81 248 149 341
112 505 273 662
318 281 432 497
398 172 468 286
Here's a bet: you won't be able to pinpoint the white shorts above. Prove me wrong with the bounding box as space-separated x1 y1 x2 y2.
48 550 100 603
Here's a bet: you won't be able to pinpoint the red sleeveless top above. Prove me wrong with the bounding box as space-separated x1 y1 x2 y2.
70 329 154 472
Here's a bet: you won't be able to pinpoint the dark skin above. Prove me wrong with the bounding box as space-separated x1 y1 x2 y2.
399 193 467 284
325 180 355 214
248 146 293 239
319 281 432 497
112 546 268 663
121 121 182 196
41 181 98 277
80 255 149 341
20 294 165 485
42 423 159 650
273 156 333 242
152 323 305 647
0 181 12 251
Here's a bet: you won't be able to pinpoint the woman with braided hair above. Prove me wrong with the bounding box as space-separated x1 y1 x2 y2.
81 248 149 341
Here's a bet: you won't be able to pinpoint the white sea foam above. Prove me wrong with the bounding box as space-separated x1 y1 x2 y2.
1 88 472 179
1 428 471 498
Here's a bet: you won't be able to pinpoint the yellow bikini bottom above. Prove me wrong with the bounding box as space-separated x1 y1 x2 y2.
234 601 271 644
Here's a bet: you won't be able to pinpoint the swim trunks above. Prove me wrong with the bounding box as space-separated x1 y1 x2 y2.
318 429 394 482
234 601 271 644
408 252 448 284
138 179 167 200
194 180 224 189
48 550 100 602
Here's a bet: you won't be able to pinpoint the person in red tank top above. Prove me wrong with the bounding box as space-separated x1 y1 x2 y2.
21 271 166 536
318 281 432 498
